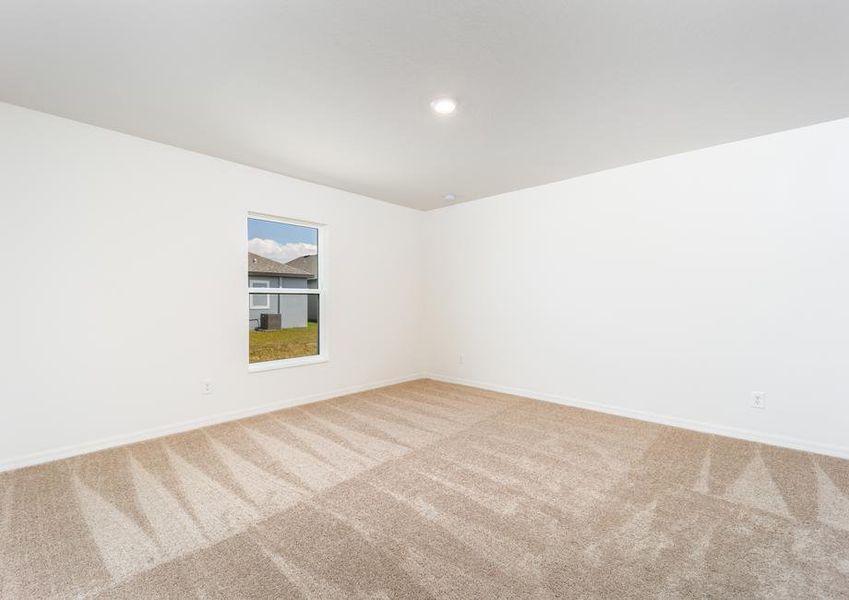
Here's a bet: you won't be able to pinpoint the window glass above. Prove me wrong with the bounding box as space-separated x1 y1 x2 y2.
248 217 320 364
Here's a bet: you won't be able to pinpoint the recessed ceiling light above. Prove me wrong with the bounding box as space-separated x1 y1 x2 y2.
444 193 457 203
430 97 457 115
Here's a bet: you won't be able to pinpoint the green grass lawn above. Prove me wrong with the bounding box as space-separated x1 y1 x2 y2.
249 322 318 363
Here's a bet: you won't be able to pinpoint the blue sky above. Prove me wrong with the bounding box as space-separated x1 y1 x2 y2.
248 217 318 264
248 218 317 246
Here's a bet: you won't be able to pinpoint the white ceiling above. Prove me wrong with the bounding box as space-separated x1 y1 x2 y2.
2 1 848 210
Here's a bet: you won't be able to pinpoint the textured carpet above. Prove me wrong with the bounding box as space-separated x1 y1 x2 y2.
1 379 849 599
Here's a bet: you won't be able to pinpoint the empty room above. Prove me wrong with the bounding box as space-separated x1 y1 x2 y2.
1 2 848 598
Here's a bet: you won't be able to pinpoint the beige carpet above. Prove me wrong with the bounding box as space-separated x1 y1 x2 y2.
1 379 848 599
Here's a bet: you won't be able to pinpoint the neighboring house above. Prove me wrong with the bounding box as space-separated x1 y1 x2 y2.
248 252 312 329
284 254 318 321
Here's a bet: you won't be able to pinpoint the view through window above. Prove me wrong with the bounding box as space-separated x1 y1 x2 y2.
248 216 320 364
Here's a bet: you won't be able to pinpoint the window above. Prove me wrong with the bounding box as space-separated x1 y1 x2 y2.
248 215 323 370
248 280 270 309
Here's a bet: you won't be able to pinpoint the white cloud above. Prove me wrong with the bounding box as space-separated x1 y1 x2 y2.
248 238 317 265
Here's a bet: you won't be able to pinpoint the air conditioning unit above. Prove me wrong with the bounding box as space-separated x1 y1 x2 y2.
259 313 282 330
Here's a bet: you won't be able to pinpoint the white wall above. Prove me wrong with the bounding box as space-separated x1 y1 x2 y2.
423 118 849 457
0 102 424 469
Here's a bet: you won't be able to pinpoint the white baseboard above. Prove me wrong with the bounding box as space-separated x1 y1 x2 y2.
0 373 427 473
427 373 849 460
7 372 845 472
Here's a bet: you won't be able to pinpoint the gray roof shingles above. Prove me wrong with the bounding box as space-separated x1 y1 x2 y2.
248 252 312 277
284 254 317 278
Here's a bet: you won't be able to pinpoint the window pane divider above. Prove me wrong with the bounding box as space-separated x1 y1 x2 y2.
247 288 320 295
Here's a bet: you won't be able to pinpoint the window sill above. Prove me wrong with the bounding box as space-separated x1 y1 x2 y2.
248 354 328 373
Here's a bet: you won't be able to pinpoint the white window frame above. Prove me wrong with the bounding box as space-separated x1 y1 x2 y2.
249 279 271 309
248 213 327 372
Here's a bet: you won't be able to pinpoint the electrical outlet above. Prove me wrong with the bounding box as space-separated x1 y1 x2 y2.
751 391 765 409
459 353 465 365
202 379 213 395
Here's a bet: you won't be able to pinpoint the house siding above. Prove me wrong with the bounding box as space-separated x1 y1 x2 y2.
248 275 310 329
307 278 318 322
